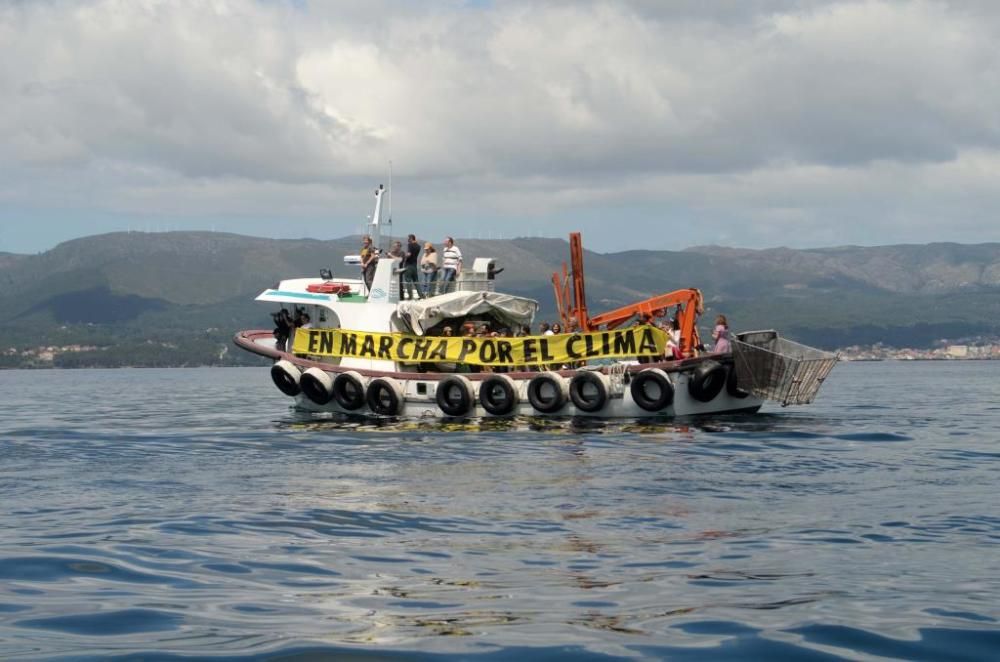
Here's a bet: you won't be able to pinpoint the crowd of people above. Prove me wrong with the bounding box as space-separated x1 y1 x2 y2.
356 234 731 354
358 234 464 299
277 233 734 358
630 310 731 359
416 313 730 372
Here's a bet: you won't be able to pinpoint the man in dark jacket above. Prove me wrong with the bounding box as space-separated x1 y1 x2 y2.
403 234 422 299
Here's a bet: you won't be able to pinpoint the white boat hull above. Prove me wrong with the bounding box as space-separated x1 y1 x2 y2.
237 329 763 419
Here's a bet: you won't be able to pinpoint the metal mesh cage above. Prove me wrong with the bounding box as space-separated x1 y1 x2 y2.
731 330 839 406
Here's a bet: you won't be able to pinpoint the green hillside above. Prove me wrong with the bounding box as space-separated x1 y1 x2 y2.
2 232 1000 368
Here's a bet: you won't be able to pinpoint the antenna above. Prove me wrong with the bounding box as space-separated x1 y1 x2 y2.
377 160 392 252
385 161 393 250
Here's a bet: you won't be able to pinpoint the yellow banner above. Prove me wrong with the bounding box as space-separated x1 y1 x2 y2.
292 325 667 366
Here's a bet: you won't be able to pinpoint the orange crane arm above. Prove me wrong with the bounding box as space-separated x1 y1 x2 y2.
549 233 704 357
550 232 590 332
586 288 705 357
551 262 570 329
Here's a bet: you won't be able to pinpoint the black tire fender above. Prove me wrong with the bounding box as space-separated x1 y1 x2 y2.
436 375 475 417
630 368 674 412
300 367 335 405
569 371 610 413
366 377 404 415
270 359 302 397
527 371 568 414
687 360 727 403
333 371 367 410
479 374 519 416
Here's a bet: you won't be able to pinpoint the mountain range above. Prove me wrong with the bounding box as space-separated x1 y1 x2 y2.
2 231 999 367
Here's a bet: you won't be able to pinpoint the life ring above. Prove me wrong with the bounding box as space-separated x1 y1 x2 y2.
726 366 750 399
333 371 367 411
687 360 726 402
527 371 568 414
300 367 334 405
270 359 302 397
569 371 610 413
479 374 519 416
630 368 674 412
306 282 351 294
366 377 404 415
436 375 476 417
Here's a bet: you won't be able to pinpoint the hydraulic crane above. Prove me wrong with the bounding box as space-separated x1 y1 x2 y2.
552 233 704 357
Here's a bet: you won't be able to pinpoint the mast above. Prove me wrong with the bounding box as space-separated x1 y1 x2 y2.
552 232 591 331
569 232 589 331
369 184 386 251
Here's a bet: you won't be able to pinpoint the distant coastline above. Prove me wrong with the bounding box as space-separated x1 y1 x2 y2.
839 341 1000 362
5 341 1000 369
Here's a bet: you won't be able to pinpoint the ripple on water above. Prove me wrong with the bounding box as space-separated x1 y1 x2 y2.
15 608 182 635
832 432 913 442
0 556 186 586
790 624 1000 661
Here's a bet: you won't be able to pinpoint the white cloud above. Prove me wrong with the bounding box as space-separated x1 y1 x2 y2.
1 0 1000 252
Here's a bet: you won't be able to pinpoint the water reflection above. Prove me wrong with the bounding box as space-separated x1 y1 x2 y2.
277 410 758 438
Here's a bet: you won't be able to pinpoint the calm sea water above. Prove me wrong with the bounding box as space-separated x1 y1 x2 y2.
1 362 998 660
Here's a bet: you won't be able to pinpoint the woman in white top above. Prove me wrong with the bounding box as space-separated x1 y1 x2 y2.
420 243 439 297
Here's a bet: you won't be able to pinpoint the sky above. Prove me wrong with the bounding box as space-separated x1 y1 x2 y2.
2 0 1000 254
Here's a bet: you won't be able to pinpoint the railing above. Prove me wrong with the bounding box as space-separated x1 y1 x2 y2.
425 277 496 297
372 276 497 299
455 277 496 293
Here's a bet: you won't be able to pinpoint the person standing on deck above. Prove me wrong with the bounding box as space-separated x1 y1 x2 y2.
403 234 422 299
388 240 405 297
712 314 732 353
666 318 683 359
420 243 439 296
441 236 463 294
360 235 377 292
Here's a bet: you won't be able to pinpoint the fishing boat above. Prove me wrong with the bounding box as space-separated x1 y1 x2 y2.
233 185 837 418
